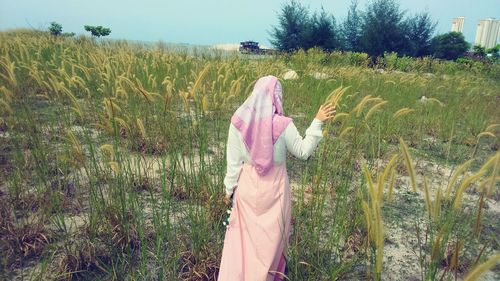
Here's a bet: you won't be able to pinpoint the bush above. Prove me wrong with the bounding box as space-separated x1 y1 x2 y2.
348 52 370 67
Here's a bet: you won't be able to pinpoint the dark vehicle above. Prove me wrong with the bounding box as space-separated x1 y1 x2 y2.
239 41 275 55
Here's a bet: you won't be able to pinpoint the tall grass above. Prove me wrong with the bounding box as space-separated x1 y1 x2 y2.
0 30 499 280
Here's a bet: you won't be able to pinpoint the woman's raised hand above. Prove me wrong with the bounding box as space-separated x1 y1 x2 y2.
315 103 336 122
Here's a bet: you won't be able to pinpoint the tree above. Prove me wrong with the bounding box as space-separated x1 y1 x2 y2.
270 0 310 51
341 0 362 52
84 25 111 38
307 8 339 51
486 46 499 59
431 32 469 60
473 45 486 58
49 22 63 36
360 0 407 57
403 12 437 57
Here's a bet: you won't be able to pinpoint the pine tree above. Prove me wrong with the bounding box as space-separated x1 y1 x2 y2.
403 12 437 57
270 0 310 51
308 8 338 51
341 0 362 52
360 0 407 56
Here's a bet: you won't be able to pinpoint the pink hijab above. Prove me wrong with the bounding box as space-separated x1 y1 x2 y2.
230 75 292 176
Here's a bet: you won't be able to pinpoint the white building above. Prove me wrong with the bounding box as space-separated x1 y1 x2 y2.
474 18 500 49
451 17 465 33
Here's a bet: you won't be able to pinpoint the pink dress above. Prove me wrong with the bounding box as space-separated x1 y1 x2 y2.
218 119 323 280
218 163 291 280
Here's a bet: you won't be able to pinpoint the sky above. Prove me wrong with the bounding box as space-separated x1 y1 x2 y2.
0 0 498 46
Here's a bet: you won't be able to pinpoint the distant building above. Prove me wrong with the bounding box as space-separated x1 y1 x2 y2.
474 18 500 49
451 17 465 33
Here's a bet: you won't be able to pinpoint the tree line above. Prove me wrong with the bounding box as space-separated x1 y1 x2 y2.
49 22 111 38
270 0 476 60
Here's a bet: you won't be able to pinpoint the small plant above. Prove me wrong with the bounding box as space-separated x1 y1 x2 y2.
359 153 399 280
53 238 111 280
1 217 51 268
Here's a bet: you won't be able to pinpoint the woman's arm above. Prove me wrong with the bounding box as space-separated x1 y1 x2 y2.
284 119 324 160
223 125 244 197
285 104 335 160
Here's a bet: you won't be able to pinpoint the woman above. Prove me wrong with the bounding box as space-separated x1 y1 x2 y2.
218 75 335 280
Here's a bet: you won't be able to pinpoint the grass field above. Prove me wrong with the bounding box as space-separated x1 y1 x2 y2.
0 30 499 280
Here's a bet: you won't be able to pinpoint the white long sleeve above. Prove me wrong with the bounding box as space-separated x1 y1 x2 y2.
223 118 324 196
284 118 324 160
223 124 246 196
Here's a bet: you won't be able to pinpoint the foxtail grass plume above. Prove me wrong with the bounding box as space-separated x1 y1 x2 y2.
399 138 417 192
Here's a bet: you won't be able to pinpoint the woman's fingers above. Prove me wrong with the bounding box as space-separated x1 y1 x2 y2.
324 108 336 120
318 103 337 121
322 103 333 110
324 107 335 115
323 105 336 113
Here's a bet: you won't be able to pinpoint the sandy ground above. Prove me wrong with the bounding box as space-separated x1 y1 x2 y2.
288 151 499 280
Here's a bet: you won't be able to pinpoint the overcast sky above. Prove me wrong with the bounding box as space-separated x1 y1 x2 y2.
0 0 498 46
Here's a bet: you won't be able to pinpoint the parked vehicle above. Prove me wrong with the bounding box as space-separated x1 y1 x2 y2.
239 41 275 55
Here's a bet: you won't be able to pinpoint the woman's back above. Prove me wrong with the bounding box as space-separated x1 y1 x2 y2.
224 119 324 195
